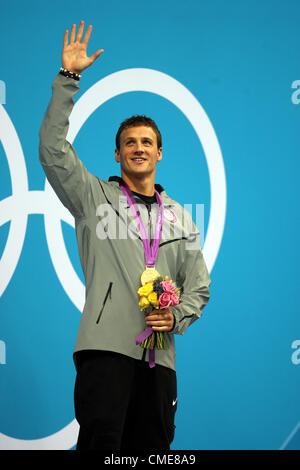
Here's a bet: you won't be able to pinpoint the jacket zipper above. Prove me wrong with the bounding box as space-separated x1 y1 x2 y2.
146 204 152 243
159 237 188 247
96 282 113 324
141 204 152 362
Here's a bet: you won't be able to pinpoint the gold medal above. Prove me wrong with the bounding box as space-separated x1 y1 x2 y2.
141 266 160 285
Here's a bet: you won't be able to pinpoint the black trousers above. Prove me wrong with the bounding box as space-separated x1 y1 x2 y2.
74 350 177 451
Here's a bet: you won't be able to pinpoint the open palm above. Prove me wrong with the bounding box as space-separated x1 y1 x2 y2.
62 21 103 74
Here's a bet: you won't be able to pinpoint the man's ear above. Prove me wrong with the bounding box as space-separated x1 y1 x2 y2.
157 147 162 162
115 148 120 163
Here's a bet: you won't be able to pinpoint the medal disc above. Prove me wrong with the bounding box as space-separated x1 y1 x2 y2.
141 267 160 285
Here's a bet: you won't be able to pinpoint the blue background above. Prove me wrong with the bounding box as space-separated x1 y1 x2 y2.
0 0 299 450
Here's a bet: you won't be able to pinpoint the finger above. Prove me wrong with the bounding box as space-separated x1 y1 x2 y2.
90 49 104 63
63 29 69 47
145 314 162 321
70 23 76 43
148 317 170 325
146 318 169 326
146 312 171 320
154 309 168 315
152 325 171 331
82 24 93 45
77 20 84 42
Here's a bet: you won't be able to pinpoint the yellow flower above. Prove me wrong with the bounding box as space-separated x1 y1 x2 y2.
139 296 150 309
148 291 159 307
137 283 153 297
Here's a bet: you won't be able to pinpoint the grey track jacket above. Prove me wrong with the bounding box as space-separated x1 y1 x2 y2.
38 72 211 371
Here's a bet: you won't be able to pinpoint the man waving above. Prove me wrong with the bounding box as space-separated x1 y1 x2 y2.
39 21 211 451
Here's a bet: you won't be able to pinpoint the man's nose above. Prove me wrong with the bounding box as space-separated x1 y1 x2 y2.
134 142 144 154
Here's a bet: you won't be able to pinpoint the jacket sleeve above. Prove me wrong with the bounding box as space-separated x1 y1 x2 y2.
39 72 93 219
168 223 211 335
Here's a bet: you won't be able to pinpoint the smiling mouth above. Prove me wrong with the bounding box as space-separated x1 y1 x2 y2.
131 158 147 163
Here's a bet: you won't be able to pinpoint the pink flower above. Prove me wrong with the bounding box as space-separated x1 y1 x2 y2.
160 280 175 293
159 292 179 309
170 293 179 306
159 292 172 309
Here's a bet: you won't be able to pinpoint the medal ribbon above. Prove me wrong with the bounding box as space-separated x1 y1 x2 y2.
120 180 164 267
120 180 164 368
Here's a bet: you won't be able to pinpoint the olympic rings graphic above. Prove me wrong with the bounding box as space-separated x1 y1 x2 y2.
0 68 226 449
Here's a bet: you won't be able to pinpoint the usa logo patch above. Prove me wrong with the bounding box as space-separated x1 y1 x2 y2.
164 208 177 223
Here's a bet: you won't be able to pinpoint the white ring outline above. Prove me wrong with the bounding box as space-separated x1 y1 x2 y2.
0 68 226 449
0 104 28 297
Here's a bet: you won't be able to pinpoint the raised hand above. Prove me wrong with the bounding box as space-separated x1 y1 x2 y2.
62 21 104 74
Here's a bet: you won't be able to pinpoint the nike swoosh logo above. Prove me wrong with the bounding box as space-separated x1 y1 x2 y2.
172 398 177 406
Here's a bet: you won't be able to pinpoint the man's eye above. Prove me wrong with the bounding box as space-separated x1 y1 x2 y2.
143 140 151 145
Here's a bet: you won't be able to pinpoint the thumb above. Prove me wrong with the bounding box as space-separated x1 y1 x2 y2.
90 49 104 63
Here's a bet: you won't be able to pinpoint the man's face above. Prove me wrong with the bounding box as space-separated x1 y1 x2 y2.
115 126 162 179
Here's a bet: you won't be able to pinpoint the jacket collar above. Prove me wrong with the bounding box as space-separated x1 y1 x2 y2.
108 175 165 194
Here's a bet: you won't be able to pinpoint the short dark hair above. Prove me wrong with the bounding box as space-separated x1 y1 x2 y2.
115 115 162 151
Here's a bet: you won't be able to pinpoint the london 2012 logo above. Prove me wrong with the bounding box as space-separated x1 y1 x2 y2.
0 68 226 449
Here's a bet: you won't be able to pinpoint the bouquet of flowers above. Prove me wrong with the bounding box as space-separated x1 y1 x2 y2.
137 270 181 351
